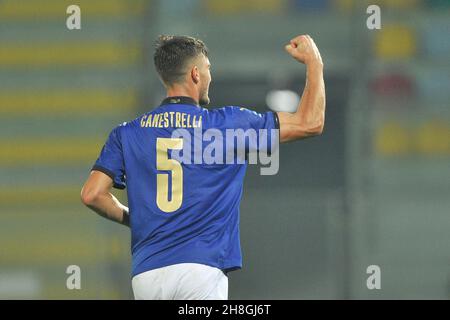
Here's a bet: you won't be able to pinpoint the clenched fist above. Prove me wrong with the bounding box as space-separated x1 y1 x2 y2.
285 35 323 66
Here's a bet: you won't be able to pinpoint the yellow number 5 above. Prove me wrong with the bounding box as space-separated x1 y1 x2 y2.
156 138 183 213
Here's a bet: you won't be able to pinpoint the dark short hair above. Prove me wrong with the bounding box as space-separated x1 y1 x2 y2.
154 35 209 86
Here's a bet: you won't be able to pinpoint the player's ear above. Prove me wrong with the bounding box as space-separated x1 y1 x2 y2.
191 66 200 84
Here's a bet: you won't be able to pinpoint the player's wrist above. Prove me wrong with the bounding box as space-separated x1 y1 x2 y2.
306 59 323 71
306 63 323 83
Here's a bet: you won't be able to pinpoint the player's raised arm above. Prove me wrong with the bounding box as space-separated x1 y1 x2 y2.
277 35 326 143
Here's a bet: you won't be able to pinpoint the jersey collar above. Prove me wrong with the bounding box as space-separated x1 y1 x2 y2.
160 96 199 107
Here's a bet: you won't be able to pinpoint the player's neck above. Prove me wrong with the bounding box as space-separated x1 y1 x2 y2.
166 84 199 104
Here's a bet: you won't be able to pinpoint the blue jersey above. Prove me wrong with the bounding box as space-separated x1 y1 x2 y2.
92 96 279 277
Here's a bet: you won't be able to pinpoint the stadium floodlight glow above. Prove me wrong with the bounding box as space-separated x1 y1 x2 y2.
265 90 300 113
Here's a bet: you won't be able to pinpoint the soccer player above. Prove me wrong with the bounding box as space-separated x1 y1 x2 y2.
81 34 325 300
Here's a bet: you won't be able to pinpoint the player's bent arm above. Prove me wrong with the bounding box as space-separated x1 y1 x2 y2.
277 63 325 142
277 35 326 143
80 170 130 227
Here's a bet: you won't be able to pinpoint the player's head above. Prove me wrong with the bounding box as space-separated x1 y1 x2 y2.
154 35 211 106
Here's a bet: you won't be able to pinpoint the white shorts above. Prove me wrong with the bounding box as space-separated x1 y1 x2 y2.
132 263 228 300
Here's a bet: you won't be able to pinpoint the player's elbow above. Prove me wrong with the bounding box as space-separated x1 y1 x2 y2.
80 186 99 207
281 121 324 142
312 121 324 136
298 120 324 138
306 112 325 136
306 123 324 136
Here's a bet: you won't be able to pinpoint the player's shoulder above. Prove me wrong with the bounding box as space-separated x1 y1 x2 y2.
205 105 257 117
204 106 267 127
117 114 145 130
110 120 129 132
108 116 140 137
200 106 235 124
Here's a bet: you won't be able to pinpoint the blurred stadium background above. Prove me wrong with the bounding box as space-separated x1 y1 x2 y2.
0 0 449 299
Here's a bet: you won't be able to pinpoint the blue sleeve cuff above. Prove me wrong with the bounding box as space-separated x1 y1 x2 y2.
91 164 126 190
272 111 280 130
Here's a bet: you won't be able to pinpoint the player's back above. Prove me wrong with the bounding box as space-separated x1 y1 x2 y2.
94 97 278 277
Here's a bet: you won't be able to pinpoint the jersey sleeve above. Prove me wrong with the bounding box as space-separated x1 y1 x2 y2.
91 125 126 189
229 106 280 154
230 107 280 132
